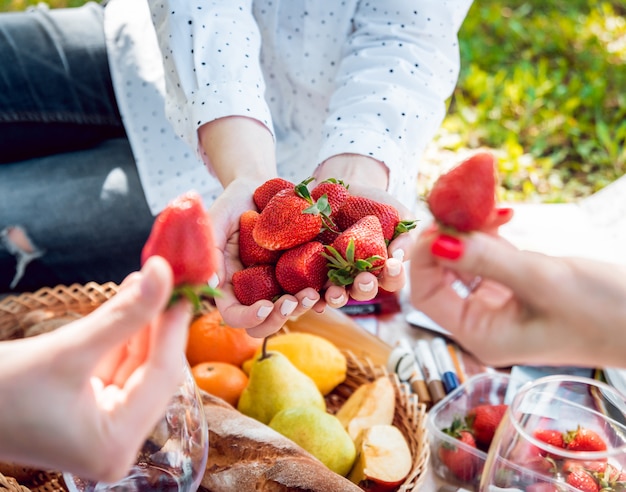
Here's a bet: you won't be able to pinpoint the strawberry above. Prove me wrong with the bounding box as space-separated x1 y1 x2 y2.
232 264 283 306
465 403 508 449
563 461 610 477
275 241 329 293
310 178 350 218
438 418 480 482
315 227 341 245
252 177 294 211
323 215 388 286
427 151 498 232
334 195 416 242
141 191 219 309
566 467 600 492
565 427 608 452
238 210 281 267
253 178 331 251
533 428 566 452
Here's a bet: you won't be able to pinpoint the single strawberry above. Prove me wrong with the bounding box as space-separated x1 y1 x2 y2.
533 428 566 453
323 215 388 286
310 178 350 218
427 151 498 232
232 264 283 306
438 418 480 482
253 178 331 251
566 467 600 492
334 195 416 242
275 241 329 294
238 210 281 267
141 191 219 309
465 403 508 450
252 177 294 211
563 461 610 477
565 427 608 452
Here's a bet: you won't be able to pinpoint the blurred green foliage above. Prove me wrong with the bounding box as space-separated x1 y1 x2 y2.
0 0 84 8
445 0 626 202
1 0 625 202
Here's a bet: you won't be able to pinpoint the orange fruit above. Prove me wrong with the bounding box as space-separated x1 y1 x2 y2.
191 361 249 407
186 310 263 367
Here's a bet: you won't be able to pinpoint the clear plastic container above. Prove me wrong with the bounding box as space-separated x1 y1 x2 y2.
427 372 523 490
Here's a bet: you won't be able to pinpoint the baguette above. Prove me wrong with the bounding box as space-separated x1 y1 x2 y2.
200 392 362 492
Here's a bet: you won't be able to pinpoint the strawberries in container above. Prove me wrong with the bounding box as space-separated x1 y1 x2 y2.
232 177 416 306
427 373 520 488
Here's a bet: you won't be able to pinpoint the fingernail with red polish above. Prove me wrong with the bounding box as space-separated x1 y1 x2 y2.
431 234 464 260
497 207 513 216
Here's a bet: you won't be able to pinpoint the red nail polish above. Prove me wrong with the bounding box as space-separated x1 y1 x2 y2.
497 207 513 216
431 234 464 260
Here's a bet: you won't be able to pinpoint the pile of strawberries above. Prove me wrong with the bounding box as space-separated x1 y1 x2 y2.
232 177 416 306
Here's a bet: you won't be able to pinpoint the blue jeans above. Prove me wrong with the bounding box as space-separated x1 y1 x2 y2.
0 2 154 293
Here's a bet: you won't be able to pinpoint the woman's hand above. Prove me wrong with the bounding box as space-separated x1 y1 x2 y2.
208 178 323 339
315 154 416 305
409 229 626 369
0 256 192 483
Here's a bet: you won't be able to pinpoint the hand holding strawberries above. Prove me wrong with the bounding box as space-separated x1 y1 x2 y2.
204 171 417 339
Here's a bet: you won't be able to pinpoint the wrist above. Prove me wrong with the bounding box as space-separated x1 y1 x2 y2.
198 116 277 187
314 154 389 190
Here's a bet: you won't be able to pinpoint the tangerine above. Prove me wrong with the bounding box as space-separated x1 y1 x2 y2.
186 309 263 367
191 361 249 407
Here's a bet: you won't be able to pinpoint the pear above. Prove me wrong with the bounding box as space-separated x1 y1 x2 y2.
237 340 325 424
269 406 356 477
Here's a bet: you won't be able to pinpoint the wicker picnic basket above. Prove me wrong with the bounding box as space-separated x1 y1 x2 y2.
0 283 429 492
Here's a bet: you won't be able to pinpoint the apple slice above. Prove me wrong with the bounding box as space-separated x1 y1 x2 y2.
335 376 396 441
348 424 412 491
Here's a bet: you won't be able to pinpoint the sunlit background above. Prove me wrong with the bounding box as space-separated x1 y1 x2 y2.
2 0 624 203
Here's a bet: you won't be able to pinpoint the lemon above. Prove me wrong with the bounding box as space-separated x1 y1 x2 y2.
243 332 347 395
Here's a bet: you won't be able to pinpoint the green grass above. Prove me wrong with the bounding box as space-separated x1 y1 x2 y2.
2 0 625 203
446 0 626 202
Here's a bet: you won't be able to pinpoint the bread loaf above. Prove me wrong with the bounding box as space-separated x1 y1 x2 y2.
199 393 362 492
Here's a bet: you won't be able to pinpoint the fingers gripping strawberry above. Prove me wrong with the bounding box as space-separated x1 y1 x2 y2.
141 191 220 310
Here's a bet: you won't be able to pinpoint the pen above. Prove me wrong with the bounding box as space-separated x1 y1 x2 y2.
447 342 467 384
387 339 432 406
415 339 446 404
431 337 460 394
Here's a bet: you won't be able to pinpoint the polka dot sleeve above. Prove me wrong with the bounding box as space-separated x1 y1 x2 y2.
148 0 274 158
317 0 472 205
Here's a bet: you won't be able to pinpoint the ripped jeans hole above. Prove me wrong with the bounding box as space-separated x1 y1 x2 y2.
0 225 44 289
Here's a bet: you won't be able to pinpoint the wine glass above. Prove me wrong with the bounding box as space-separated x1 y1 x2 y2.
480 374 626 492
63 359 208 492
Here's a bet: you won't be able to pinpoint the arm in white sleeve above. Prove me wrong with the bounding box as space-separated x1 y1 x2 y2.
318 0 473 201
147 0 274 161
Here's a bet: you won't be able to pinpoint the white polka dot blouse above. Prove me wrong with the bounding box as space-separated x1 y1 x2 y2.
104 0 472 215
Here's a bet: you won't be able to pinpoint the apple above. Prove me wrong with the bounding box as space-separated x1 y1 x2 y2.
348 424 412 491
335 376 396 441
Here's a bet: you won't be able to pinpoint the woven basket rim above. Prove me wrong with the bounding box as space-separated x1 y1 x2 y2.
0 283 429 492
